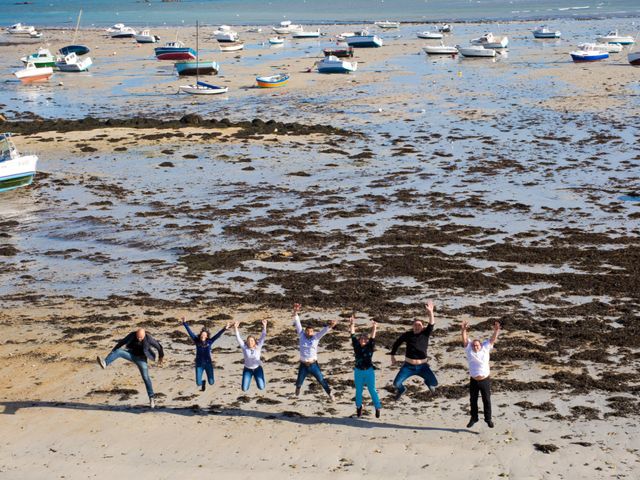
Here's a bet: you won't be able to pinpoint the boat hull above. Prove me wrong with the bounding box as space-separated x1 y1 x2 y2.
629 52 640 66
256 74 289 88
423 46 458 55
56 57 93 72
60 45 90 56
136 36 159 44
179 84 228 95
14 67 53 83
323 47 354 58
156 51 197 61
345 36 383 48
571 52 609 62
175 61 219 76
533 32 561 39
0 154 38 192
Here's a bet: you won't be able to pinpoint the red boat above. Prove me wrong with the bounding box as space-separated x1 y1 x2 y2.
154 41 197 61
323 46 354 58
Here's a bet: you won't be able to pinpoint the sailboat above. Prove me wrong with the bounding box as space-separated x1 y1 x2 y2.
59 10 91 57
179 21 228 95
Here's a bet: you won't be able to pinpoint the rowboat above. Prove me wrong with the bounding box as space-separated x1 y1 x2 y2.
344 30 383 48
423 44 458 55
136 30 160 44
596 30 635 45
269 36 285 44
323 46 354 58
0 133 38 193
179 81 228 95
456 45 497 58
56 52 93 72
374 21 400 29
533 26 561 39
316 55 357 73
570 43 609 62
470 32 509 49
417 31 443 40
14 62 53 83
256 73 289 88
175 60 219 76
20 49 56 68
155 41 196 61
218 41 244 52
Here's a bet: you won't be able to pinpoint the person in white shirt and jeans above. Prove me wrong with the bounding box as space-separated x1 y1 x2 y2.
234 319 267 391
292 303 337 401
461 320 500 428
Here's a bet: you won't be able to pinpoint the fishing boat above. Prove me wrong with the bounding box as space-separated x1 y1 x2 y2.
456 45 497 58
213 25 239 43
272 21 303 35
344 30 383 48
175 60 219 76
218 41 244 52
7 23 37 35
323 46 354 58
106 23 125 32
423 43 458 55
570 43 609 62
533 26 561 39
316 55 357 73
580 42 623 53
596 30 635 45
14 62 53 83
60 10 90 59
136 29 160 44
20 49 56 68
437 24 452 33
0 134 38 193
256 73 289 88
374 21 400 29
109 24 137 38
155 41 196 61
55 52 93 72
292 29 321 38
417 31 443 40
269 36 285 44
629 50 640 66
470 32 509 49
179 21 228 96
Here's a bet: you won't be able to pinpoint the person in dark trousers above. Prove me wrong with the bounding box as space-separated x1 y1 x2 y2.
350 315 381 418
97 328 164 408
389 300 438 400
181 317 230 392
461 319 500 428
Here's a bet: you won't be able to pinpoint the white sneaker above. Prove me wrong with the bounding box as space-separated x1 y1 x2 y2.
97 356 106 369
149 398 156 409
328 392 336 403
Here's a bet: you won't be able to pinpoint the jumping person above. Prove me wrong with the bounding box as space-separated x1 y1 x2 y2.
350 315 382 418
97 328 164 408
389 300 438 400
234 319 267 391
461 319 500 428
292 303 337 401
181 317 230 392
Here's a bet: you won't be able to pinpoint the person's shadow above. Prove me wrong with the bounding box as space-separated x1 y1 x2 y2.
0 400 478 434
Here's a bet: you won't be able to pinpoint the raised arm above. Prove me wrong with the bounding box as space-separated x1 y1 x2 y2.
211 322 231 344
425 300 435 325
181 317 198 341
258 319 267 347
315 319 336 341
461 320 469 348
370 320 377 339
293 303 302 335
489 321 500 346
234 322 244 347
349 315 356 335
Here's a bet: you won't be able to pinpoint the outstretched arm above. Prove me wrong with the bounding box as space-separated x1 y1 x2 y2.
370 320 377 340
489 321 500 346
211 322 231 344
461 320 469 348
258 319 267 347
349 315 356 335
425 300 435 325
234 322 244 347
293 303 302 335
181 316 198 341
315 319 337 341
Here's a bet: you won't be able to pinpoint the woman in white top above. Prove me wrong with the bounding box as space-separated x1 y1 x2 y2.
461 320 500 428
234 320 267 391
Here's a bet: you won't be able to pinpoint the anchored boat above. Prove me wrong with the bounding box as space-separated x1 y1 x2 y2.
155 41 196 61
256 73 289 88
15 62 53 83
0 134 38 193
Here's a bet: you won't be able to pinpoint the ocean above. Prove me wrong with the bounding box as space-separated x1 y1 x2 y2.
2 0 640 28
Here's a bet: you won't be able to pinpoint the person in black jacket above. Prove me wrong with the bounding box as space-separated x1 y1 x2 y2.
350 315 381 418
97 328 164 408
389 300 438 400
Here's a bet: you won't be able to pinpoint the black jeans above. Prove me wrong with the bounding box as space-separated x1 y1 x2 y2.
470 377 491 421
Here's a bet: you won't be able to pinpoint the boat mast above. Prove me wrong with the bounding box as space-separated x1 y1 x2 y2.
196 20 199 86
72 9 82 44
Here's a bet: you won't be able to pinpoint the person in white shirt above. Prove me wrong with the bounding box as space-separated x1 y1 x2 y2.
234 319 267 391
461 319 500 428
292 303 337 401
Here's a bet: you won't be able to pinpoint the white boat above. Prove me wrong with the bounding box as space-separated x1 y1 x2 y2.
180 81 229 95
374 21 400 29
14 61 53 83
106 23 125 32
417 31 443 40
135 29 160 44
456 45 497 58
570 43 609 62
533 26 561 39
213 25 239 43
55 52 93 72
344 30 383 48
109 25 137 38
580 42 623 53
596 30 635 45
0 133 38 192
272 21 303 35
7 23 36 35
292 29 321 38
470 32 509 49
218 41 244 52
629 50 640 66
437 24 452 33
316 55 357 73
269 36 285 44
423 43 458 55
20 48 56 68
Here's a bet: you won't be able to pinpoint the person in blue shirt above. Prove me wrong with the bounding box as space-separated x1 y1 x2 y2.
350 315 381 418
181 317 230 391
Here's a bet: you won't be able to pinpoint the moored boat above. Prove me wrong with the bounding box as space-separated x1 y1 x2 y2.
20 49 56 68
14 62 53 83
7 23 36 35
109 24 137 38
423 43 458 55
292 29 321 38
437 24 452 33
570 43 609 62
374 21 400 29
272 21 303 35
59 45 90 56
213 25 239 43
55 52 93 72
175 60 219 76
470 32 509 49
456 45 497 58
579 42 623 53
179 81 228 95
596 30 635 45
417 31 443 40
629 50 640 66
323 46 354 58
344 30 383 48
0 133 38 193
155 41 196 61
269 36 285 44
256 73 289 88
136 30 160 44
316 55 357 73
533 26 561 39
218 41 244 52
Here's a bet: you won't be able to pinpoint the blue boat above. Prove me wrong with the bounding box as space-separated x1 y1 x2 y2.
570 44 609 62
345 30 383 48
59 45 90 56
175 60 219 76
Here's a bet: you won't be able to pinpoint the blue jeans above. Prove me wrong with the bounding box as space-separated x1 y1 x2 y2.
296 362 331 394
242 366 266 391
393 363 438 394
196 364 214 386
105 348 154 399
354 367 381 409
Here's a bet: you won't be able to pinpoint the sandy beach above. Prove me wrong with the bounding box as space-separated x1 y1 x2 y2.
1 16 640 480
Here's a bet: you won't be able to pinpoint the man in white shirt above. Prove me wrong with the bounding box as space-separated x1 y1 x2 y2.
461 320 500 428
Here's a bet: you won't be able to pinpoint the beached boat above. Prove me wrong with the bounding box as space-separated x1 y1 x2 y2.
570 43 609 62
106 23 125 33
60 10 90 58
417 31 443 40
20 49 56 68
14 62 53 83
456 45 497 58
437 24 452 33
218 41 244 52
629 50 640 66
316 55 357 73
0 134 38 193
155 41 196 61
109 24 137 38
374 21 400 29
213 25 239 43
471 32 509 49
533 26 561 39
323 46 354 58
345 30 383 48
55 52 93 72
596 30 635 45
136 30 161 44
256 73 289 88
175 60 219 76
423 44 458 55
269 36 285 44
292 30 321 38
180 81 228 95
7 23 36 35
272 21 304 35
580 42 623 53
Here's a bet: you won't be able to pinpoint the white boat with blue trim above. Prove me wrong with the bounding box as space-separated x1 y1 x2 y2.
533 26 561 39
0 134 38 193
596 30 635 45
344 30 383 48
570 43 609 62
316 55 357 73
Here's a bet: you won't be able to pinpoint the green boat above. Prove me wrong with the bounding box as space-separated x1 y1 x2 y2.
20 48 56 68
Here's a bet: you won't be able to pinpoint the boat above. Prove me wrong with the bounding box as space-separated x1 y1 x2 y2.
570 43 609 62
533 26 561 39
20 49 56 68
374 21 400 29
344 30 383 48
456 45 497 58
423 43 458 55
256 73 289 88
629 50 640 66
175 60 219 76
213 25 239 43
218 41 245 52
136 29 160 44
55 52 93 72
269 36 285 44
14 62 53 83
292 30 321 38
106 23 125 33
272 21 303 35
470 32 509 49
179 21 228 96
316 55 357 73
417 31 443 40
60 10 90 59
437 24 452 33
155 41 196 61
323 46 354 58
596 30 635 45
579 42 623 54
7 23 36 35
109 24 137 38
0 134 38 193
